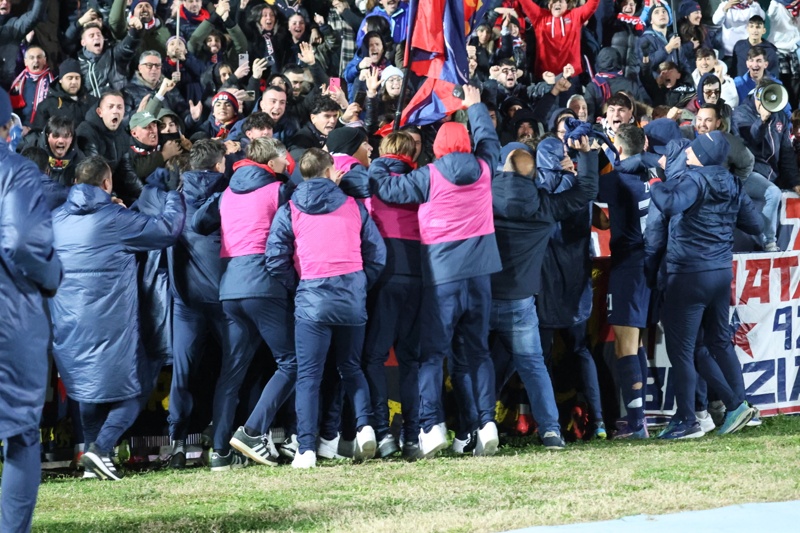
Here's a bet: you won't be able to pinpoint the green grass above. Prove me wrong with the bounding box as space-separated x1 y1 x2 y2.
32 416 800 532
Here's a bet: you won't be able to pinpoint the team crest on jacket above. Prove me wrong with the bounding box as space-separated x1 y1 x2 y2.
776 122 783 133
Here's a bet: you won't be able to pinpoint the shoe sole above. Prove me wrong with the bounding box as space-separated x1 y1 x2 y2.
544 444 566 450
421 440 448 459
354 440 377 461
377 441 400 458
230 437 279 467
317 446 347 460
718 408 754 435
474 436 499 457
746 418 762 427
82 452 122 481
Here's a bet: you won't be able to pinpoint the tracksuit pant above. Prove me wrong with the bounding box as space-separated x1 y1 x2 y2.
661 268 746 425
540 321 604 422
222 297 297 436
417 275 495 432
295 320 373 454
363 279 422 442
80 398 140 454
490 296 560 435
1 427 40 533
168 299 229 449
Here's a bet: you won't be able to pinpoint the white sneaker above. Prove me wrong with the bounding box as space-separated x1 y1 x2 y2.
695 410 716 433
317 433 353 459
419 422 448 458
292 450 316 469
475 421 499 456
764 242 780 253
354 426 377 461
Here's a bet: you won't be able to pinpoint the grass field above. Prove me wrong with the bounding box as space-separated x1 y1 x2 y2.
32 416 800 533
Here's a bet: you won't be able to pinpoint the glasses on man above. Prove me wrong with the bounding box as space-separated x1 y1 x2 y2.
141 63 162 70
703 89 721 96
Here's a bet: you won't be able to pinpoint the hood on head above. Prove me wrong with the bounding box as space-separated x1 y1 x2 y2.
596 48 623 74
433 122 471 159
663 138 691 180
696 72 721 106
181 170 227 205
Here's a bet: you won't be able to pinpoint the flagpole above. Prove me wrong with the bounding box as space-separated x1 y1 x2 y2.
176 1 181 72
393 1 418 132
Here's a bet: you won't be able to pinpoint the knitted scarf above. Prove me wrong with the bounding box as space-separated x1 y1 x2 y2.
617 12 644 32
10 67 53 123
180 4 210 24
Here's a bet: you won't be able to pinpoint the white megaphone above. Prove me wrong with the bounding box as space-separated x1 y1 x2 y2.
756 83 789 113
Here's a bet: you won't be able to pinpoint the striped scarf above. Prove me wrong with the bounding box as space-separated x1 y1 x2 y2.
10 68 53 123
328 9 356 75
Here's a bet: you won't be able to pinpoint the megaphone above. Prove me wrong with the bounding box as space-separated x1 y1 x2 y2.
757 83 789 113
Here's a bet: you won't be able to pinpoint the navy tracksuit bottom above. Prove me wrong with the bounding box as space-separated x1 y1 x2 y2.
1 427 41 533
661 268 746 425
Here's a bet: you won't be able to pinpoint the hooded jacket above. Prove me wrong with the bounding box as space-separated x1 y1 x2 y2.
266 178 386 325
365 155 421 281
0 143 63 439
21 130 86 189
650 162 761 274
192 160 293 300
130 170 179 364
168 169 228 306
50 183 184 403
518 0 600 78
585 48 647 119
369 104 502 286
76 109 144 204
492 150 599 300
732 96 800 190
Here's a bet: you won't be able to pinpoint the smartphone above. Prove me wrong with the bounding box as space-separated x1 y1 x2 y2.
354 91 367 107
238 53 249 68
329 77 341 92
241 90 256 102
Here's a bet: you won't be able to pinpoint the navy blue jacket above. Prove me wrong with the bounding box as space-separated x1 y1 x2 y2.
366 156 422 282
369 104 502 286
732 97 800 190
192 163 294 300
267 178 386 325
131 171 180 363
50 184 184 403
492 151 600 301
650 164 761 274
0 144 63 439
169 170 228 306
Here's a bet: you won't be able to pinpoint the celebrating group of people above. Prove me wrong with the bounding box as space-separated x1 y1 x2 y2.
2 0 800 531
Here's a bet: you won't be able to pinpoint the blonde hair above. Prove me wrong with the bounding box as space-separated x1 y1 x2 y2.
247 137 286 164
379 131 416 158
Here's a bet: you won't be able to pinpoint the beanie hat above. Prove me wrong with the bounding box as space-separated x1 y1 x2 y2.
689 131 729 166
0 88 12 126
166 35 187 47
58 58 82 79
326 126 368 156
678 1 701 19
130 0 157 13
212 91 240 115
642 0 673 26
433 122 471 159
380 65 404 87
643 118 682 155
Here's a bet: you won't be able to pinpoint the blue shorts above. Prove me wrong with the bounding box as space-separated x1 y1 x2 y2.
607 263 651 328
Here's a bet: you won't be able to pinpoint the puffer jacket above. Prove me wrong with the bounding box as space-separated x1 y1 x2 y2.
0 143 63 439
267 178 386 325
50 183 184 403
191 159 293 300
78 30 140 98
76 108 143 204
169 169 228 305
650 164 761 274
369 104 502 286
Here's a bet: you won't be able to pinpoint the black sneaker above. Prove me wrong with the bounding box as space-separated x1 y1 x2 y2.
452 430 477 454
230 427 279 466
541 430 566 450
402 442 423 461
81 443 124 481
169 439 186 469
210 449 249 472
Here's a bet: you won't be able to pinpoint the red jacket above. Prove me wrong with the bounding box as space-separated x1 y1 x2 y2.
518 0 600 78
